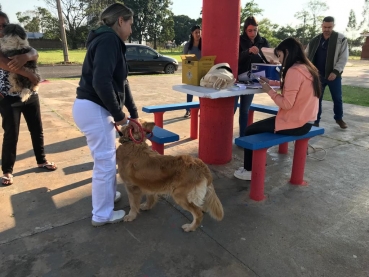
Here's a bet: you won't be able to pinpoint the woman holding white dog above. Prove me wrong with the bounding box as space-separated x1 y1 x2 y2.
234 38 321 181
0 11 57 186
73 3 141 226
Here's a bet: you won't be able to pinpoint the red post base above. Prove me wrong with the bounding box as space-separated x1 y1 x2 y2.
249 148 267 201
151 142 164 155
190 108 200 139
247 110 254 126
153 112 164 128
199 97 234 164
290 138 309 185
278 142 289 154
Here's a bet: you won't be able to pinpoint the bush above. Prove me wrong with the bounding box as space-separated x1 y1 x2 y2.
349 49 362 56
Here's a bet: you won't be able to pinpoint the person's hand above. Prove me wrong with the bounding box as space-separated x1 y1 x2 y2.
327 72 337 81
259 76 270 84
259 79 272 93
249 46 259 55
269 60 279 65
8 54 28 71
115 115 128 126
128 118 141 133
27 72 40 85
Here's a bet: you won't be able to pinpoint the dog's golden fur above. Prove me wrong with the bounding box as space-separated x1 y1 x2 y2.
116 120 224 232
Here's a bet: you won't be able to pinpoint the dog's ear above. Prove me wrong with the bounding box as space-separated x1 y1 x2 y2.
143 122 155 132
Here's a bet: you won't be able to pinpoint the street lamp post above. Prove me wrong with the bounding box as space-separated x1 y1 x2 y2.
56 0 69 63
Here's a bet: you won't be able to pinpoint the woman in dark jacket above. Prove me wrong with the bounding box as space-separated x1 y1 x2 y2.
73 3 140 227
235 16 270 137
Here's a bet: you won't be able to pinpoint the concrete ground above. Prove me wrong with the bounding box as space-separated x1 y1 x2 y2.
0 63 368 277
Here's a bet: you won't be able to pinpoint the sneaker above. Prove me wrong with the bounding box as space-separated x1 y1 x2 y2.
91 210 125 227
184 110 191 118
114 191 121 203
335 119 347 129
234 167 252 181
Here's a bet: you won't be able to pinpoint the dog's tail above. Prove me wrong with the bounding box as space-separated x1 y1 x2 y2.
202 183 224 221
20 88 31 102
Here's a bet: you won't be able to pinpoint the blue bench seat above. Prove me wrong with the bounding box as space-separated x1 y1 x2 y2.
149 126 179 154
142 101 278 139
234 126 325 201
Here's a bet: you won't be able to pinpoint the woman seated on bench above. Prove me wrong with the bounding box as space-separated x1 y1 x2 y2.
234 37 321 181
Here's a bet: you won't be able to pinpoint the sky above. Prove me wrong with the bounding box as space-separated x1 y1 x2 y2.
1 0 367 34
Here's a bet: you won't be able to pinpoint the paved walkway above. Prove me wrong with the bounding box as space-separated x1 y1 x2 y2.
0 70 368 276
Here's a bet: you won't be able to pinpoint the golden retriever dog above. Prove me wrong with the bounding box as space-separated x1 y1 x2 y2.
116 120 224 232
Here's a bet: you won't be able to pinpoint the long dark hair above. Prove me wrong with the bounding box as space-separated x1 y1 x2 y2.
274 38 321 98
242 16 261 41
0 11 9 23
188 25 201 51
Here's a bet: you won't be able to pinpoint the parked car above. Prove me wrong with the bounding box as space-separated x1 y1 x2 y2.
125 44 178 74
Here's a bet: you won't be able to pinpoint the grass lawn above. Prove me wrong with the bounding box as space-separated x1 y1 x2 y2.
323 86 369 107
38 49 87 65
38 49 183 64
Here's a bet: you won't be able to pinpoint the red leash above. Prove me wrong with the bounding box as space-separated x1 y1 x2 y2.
114 118 153 143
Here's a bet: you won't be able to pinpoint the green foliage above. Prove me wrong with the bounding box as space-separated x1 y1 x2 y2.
146 0 174 49
258 19 281 47
240 0 263 26
172 15 197 45
294 0 328 45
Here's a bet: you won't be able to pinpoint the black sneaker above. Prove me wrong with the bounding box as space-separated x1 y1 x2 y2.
184 110 191 118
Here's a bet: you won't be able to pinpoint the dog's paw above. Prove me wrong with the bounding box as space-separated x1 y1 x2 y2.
181 223 196 232
140 203 151 211
123 214 137 222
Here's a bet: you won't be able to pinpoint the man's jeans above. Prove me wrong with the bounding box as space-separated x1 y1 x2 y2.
316 76 343 124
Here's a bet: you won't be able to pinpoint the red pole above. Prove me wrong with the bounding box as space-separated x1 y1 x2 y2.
153 112 164 128
290 138 309 185
199 0 240 164
202 0 240 75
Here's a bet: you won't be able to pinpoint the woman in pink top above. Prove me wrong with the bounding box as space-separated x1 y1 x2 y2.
234 38 321 181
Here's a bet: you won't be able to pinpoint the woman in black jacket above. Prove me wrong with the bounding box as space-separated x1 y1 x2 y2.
235 16 269 137
73 3 140 227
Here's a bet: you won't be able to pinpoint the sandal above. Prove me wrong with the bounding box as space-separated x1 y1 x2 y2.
38 161 57 171
2 174 13 186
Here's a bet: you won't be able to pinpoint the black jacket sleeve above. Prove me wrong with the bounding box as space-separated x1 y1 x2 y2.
91 34 125 122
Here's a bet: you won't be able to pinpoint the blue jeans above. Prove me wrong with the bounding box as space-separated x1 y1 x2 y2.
234 94 254 137
316 76 343 124
186 94 193 112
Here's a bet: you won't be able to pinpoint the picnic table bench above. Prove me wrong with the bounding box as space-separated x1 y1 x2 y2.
149 126 179 155
142 102 278 140
234 126 325 201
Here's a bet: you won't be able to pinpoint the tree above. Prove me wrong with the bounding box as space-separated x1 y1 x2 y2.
258 19 280 47
159 11 175 48
44 0 89 49
16 11 41 32
240 0 263 25
172 15 197 45
294 0 328 45
146 0 173 49
240 0 263 34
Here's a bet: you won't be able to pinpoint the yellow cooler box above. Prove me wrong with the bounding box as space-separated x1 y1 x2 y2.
181 55 216 86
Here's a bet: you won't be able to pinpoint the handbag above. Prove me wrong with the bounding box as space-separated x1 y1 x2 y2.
200 63 236 90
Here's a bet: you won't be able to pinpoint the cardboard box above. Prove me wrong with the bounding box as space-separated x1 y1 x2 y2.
181 55 216 85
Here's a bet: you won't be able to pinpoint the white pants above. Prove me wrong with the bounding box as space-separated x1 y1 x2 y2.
73 99 117 222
